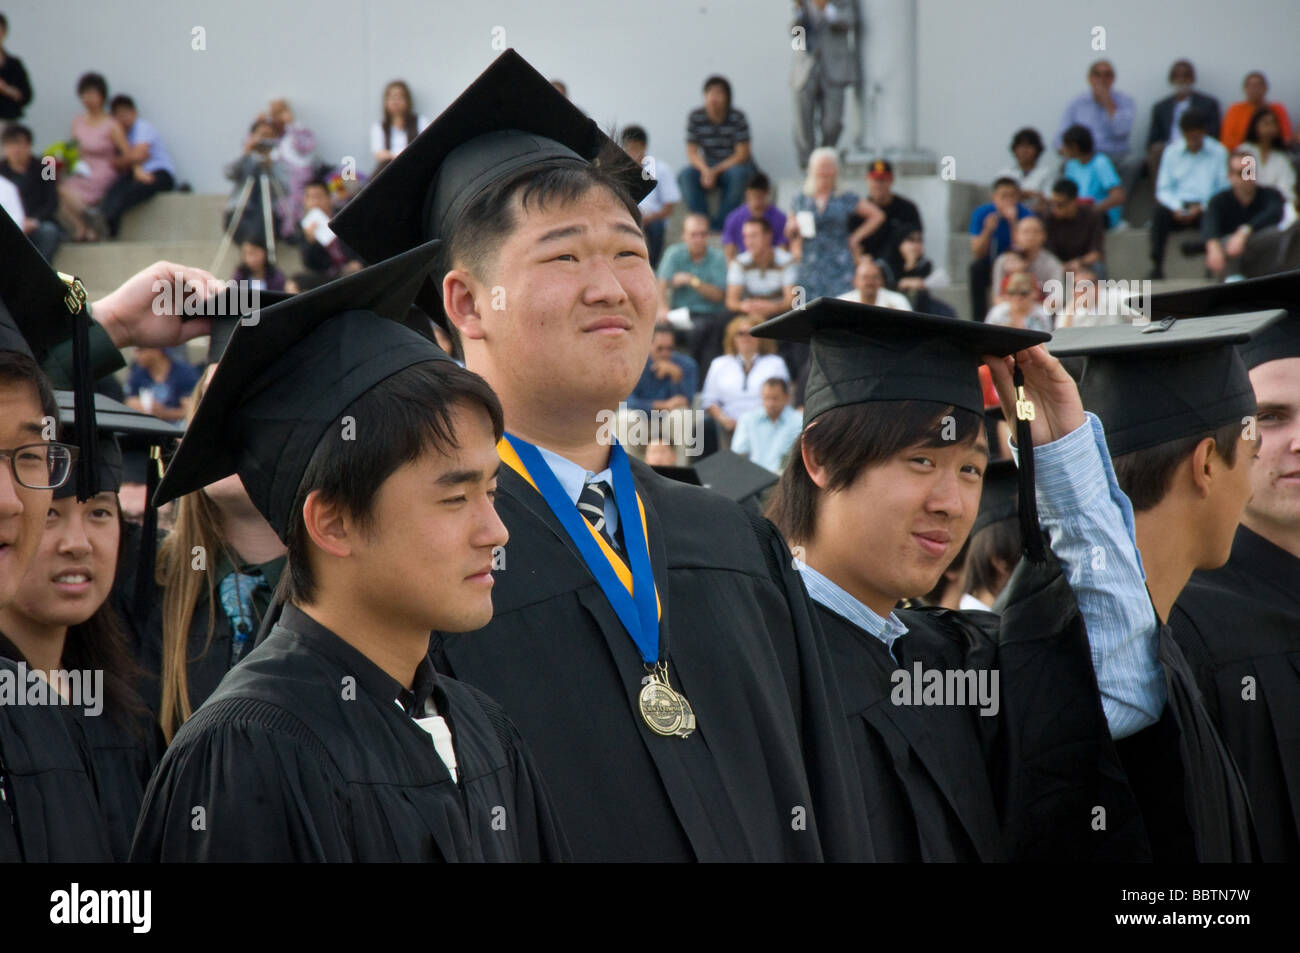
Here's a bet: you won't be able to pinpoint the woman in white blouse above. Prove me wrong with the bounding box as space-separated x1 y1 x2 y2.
370 80 431 171
700 314 791 437
1243 108 1297 206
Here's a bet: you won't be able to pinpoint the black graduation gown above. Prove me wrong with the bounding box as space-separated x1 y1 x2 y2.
0 658 113 862
1169 525 1299 861
0 633 161 862
431 458 870 862
130 605 568 862
1113 623 1256 862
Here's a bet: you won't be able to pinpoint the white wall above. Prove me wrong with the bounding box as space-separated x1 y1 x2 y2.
7 0 1299 196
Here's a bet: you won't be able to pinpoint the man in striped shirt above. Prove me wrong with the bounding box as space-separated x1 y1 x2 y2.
677 75 755 232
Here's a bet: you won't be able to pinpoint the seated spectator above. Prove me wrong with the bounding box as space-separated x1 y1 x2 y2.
0 123 60 261
967 176 1033 320
224 116 285 242
732 378 802 474
786 147 884 301
991 251 1029 306
125 348 201 422
1149 109 1228 279
101 94 176 237
58 72 129 242
1204 150 1286 278
1054 266 1123 328
836 257 911 310
620 125 679 269
726 217 797 321
1056 59 1141 198
1221 72 1293 152
851 158 922 265
998 128 1058 208
371 80 430 172
265 98 316 237
1061 124 1125 228
1241 107 1297 206
985 272 1051 332
992 215 1064 297
722 171 787 260
657 212 729 369
232 238 297 293
889 228 956 316
700 314 790 442
1044 178 1106 278
626 324 699 414
299 179 361 278
0 14 33 122
678 75 755 232
1146 60 1221 182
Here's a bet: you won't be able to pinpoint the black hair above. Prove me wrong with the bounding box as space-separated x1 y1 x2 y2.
303 178 330 192
1062 124 1094 155
1169 59 1195 83
0 13 7 30
965 516 1020 600
762 377 789 395
991 175 1019 192
744 215 773 234
766 400 983 544
76 72 108 99
1245 106 1282 146
1244 70 1267 87
284 360 505 604
703 75 732 104
109 94 135 112
0 350 57 421
1051 177 1079 200
620 125 647 146
746 170 771 193
1 123 32 144
380 79 418 153
1009 127 1044 158
1111 419 1243 512
1178 108 1210 134
441 138 644 350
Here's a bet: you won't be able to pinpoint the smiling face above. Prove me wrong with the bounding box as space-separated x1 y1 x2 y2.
0 380 55 609
1244 358 1300 542
450 185 658 419
811 435 987 609
347 401 508 634
7 492 119 629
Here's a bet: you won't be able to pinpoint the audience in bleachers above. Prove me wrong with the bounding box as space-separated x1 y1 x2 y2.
1056 59 1142 197
1146 60 1222 182
1 123 59 261
125 347 200 422
888 228 956 316
658 212 729 370
1241 107 1297 206
992 215 1063 298
1061 123 1126 229
790 0 856 170
700 314 790 444
985 271 1052 332
232 237 296 293
58 72 128 242
298 179 360 280
101 95 175 238
1220 71 1293 151
786 147 882 303
0 13 32 122
264 99 316 238
731 377 801 475
678 75 754 232
967 176 1033 321
851 158 922 271
1204 149 1287 278
998 128 1058 210
722 171 787 261
370 80 429 173
626 324 699 414
620 125 679 270
725 217 797 322
1149 108 1228 279
837 257 911 310
1044 178 1106 278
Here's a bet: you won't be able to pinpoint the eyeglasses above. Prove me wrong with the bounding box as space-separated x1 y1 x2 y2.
1092 70 1115 79
0 442 78 490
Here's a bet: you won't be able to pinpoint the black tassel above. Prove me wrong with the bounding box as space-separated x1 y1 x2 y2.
67 283 99 502
135 445 161 615
1012 361 1046 563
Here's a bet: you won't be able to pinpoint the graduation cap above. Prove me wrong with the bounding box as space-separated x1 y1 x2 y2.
1049 311 1287 456
1148 271 1300 369
55 391 184 611
750 298 1050 422
200 286 293 365
651 450 779 509
330 49 654 332
154 239 451 541
971 459 1019 536
0 212 100 501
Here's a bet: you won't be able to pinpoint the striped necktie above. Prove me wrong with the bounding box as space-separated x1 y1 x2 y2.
577 480 624 560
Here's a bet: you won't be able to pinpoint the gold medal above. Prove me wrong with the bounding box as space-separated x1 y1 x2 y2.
639 663 696 738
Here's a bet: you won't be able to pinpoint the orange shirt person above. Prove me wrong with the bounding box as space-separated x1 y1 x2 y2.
1221 71 1292 150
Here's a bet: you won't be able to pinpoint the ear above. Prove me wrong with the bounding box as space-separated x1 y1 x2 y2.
800 432 830 490
301 489 354 560
1188 435 1219 498
443 268 487 342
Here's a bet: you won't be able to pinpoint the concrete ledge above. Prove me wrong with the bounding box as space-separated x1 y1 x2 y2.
116 192 230 242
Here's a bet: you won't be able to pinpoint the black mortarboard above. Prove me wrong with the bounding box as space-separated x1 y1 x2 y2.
650 451 779 508
155 240 450 540
200 287 293 365
331 49 654 331
750 299 1049 422
1 212 100 500
1049 311 1286 456
971 459 1019 535
1149 271 1300 369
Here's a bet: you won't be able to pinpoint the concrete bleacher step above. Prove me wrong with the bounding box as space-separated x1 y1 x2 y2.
116 193 229 242
57 240 304 300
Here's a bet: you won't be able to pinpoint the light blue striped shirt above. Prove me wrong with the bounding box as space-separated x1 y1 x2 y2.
800 413 1163 739
535 443 619 540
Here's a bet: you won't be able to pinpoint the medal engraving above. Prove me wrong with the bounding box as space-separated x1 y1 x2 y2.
638 665 696 738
